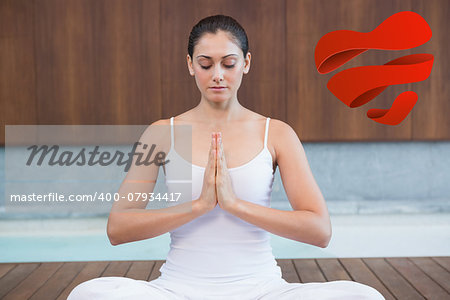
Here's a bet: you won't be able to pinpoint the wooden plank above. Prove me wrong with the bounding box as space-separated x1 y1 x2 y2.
0 263 16 278
3 262 62 300
30 262 86 300
341 258 395 300
125 261 155 281
411 257 450 294
293 259 327 283
285 0 450 141
0 257 448 299
101 261 132 277
276 259 300 283
433 256 450 272
34 0 162 126
56 261 109 300
0 0 37 146
387 257 449 300
148 260 165 281
365 258 425 299
1 0 449 143
411 0 450 140
0 263 40 298
316 258 351 281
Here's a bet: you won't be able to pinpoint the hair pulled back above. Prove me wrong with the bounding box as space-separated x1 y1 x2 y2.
188 14 249 59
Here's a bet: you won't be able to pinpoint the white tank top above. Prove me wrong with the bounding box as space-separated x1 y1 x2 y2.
159 117 281 284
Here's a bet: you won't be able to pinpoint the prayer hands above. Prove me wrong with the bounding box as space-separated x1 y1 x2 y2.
214 132 238 211
198 134 219 212
197 132 238 213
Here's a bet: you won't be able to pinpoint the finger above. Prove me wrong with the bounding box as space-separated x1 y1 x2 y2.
208 133 213 161
214 132 218 162
213 133 217 175
217 135 222 175
219 134 227 169
207 133 214 171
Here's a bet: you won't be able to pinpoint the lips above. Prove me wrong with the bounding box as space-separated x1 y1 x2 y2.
210 86 226 89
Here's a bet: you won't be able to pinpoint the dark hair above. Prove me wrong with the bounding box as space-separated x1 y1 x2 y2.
188 14 249 59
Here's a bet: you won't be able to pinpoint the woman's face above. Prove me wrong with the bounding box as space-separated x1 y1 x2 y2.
187 30 251 103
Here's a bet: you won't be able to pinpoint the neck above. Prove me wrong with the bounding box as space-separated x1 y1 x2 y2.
194 95 245 124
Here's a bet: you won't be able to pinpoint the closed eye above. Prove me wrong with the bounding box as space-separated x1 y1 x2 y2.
201 65 235 70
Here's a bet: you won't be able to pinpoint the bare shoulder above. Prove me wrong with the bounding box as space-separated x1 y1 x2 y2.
245 110 266 121
142 118 170 136
269 119 298 138
150 118 170 126
170 110 197 122
268 119 302 162
137 118 172 151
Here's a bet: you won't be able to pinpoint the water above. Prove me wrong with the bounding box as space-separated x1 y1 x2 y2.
1 214 449 263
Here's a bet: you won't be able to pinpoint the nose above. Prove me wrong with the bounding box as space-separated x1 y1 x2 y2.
213 65 224 82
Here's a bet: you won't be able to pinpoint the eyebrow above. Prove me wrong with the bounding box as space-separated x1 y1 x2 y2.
196 54 238 59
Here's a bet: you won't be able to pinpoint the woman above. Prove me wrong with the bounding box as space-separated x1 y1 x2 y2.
68 14 385 299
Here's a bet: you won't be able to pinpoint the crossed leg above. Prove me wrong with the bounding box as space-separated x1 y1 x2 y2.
67 276 186 300
257 278 386 300
67 276 385 300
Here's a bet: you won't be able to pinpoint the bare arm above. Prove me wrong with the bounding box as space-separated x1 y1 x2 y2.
107 119 214 246
226 120 332 248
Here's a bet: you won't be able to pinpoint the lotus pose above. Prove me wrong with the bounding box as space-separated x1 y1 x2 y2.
68 14 385 299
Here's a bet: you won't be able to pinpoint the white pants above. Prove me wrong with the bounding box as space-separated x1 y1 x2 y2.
68 275 385 299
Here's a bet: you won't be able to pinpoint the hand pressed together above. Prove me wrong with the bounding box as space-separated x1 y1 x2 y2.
197 132 238 213
214 132 238 211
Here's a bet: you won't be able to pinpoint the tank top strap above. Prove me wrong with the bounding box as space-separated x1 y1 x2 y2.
170 117 175 151
264 117 270 149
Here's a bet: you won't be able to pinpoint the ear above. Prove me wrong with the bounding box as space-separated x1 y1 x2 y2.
187 54 195 76
243 52 251 74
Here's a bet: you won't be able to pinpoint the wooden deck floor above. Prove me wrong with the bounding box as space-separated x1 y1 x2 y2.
0 257 449 299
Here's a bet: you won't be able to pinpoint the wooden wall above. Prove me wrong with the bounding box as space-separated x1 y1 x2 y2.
1 0 449 145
